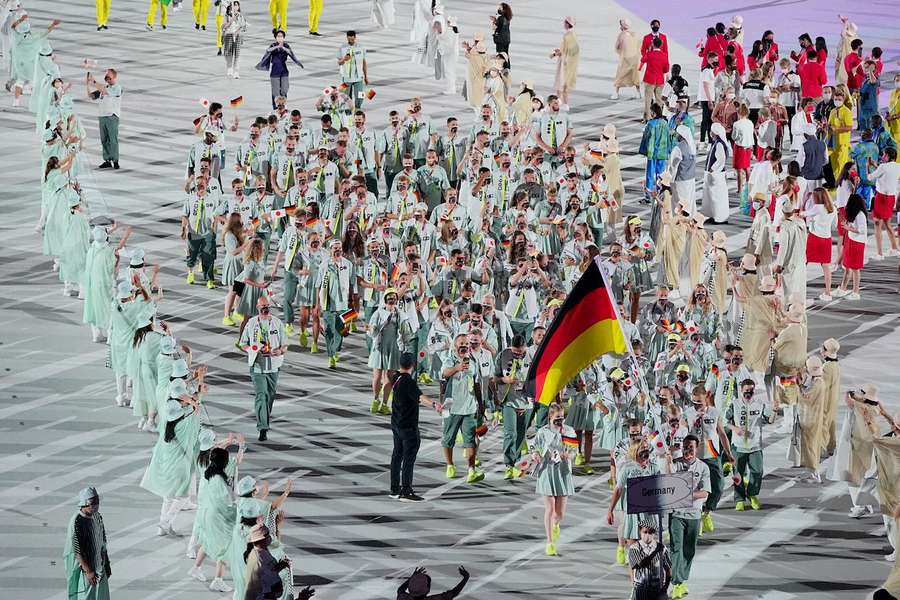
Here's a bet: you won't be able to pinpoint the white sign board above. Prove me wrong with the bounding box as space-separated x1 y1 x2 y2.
626 472 695 514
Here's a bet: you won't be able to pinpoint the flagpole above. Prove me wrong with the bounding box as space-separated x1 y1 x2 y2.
593 256 654 400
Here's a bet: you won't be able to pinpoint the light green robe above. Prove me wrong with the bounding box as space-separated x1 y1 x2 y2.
140 411 200 498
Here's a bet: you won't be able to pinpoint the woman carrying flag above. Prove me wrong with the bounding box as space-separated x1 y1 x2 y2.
530 402 576 556
367 288 405 414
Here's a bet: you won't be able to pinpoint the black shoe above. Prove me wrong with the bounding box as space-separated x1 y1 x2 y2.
217 48 223 56
201 25 206 30
103 25 109 30
309 31 322 36
162 25 167 30
388 490 401 499
97 25 103 31
195 23 200 29
98 161 112 169
113 161 120 170
258 429 268 441
399 492 425 502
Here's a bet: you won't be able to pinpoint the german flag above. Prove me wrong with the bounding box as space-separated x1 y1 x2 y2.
561 434 579 449
339 309 359 324
230 95 244 108
525 259 627 406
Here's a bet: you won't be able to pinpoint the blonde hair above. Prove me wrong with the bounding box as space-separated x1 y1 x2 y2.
548 401 565 419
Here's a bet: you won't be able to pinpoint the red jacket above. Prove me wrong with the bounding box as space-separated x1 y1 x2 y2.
844 53 864 90
797 61 827 98
641 32 669 58
641 48 669 85
699 35 724 68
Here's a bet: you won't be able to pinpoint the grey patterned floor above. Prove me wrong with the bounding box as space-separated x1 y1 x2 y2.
0 1 899 599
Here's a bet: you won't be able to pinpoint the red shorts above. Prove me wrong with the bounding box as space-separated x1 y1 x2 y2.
733 145 752 170
873 192 896 221
842 237 865 270
836 207 847 236
806 233 832 264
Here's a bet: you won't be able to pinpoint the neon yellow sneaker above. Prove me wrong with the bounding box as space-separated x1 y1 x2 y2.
583 465 594 475
417 373 433 384
370 399 381 414
445 464 457 479
671 583 687 599
284 323 294 337
735 500 745 511
328 356 337 369
750 496 762 510
545 542 558 556
552 523 560 542
616 545 626 565
222 315 235 327
504 466 515 480
701 511 714 533
309 342 319 354
474 456 481 467
186 271 195 284
299 330 308 347
723 461 733 475
512 467 522 478
574 453 584 466
206 279 215 289
334 352 340 363
232 312 244 323
378 402 391 415
466 469 485 483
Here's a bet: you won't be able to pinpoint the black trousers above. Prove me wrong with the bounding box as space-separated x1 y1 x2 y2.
390 427 421 494
699 101 712 142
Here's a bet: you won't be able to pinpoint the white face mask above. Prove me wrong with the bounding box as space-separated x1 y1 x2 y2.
834 100 844 107
822 94 832 101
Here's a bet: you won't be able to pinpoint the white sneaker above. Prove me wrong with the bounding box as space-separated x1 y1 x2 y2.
137 418 146 431
142 420 157 433
52 260 59 272
166 526 179 536
871 254 885 261
889 249 900 257
226 67 233 78
832 288 849 298
887 551 897 562
848 505 873 518
188 566 207 582
818 292 833 301
77 289 85 299
157 526 168 536
186 548 197 559
233 71 240 79
847 292 861 300
62 284 72 297
115 396 125 407
209 577 232 592
610 92 619 100
12 96 20 107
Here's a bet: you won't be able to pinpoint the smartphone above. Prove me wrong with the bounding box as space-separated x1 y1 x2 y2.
863 399 879 406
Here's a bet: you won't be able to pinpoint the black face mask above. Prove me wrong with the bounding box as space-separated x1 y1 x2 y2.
651 25 660 33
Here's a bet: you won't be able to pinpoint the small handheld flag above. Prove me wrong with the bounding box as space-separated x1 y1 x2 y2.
562 434 579 449
199 97 210 108
366 88 377 100
340 309 359 325
230 96 244 108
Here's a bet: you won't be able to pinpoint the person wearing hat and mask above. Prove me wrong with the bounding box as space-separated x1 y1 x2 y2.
108 280 145 407
315 238 356 369
679 213 708 299
725 378 775 510
441 333 486 483
668 124 696 213
462 34 489 109
772 303 808 433
82 223 129 343
773 198 807 303
611 18 641 100
700 122 730 224
791 356 827 482
638 286 677 368
550 16 578 106
243 524 293 600
819 338 841 456
131 312 167 432
628 517 671 600
64 487 111 600
701 231 729 314
239 295 287 441
397 565 469 600
58 192 91 298
533 401 577 556
685 384 733 535
727 254 759 345
141 380 202 536
739 274 779 374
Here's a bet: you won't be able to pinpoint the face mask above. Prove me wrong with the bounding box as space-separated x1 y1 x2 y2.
651 25 660 33
822 94 832 101
834 100 843 107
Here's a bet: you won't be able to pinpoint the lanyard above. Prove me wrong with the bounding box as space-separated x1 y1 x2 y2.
286 234 299 269
194 197 205 230
501 175 508 211
315 164 325 189
549 119 557 148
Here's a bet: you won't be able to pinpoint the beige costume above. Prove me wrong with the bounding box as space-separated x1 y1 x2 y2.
657 193 683 289
613 27 641 89
821 357 841 455
555 29 580 93
772 322 808 376
464 47 489 108
740 294 779 373
798 376 827 470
